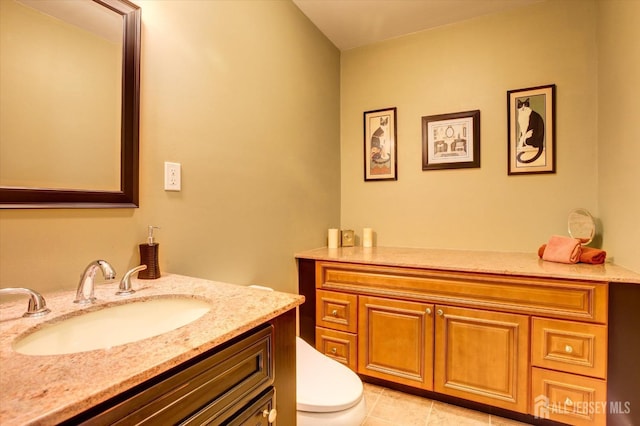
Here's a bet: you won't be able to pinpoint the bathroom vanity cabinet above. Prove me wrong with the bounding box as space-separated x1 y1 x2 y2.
298 247 640 426
0 274 303 426
62 310 295 425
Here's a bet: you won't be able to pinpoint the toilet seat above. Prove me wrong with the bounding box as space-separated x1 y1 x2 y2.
296 337 363 413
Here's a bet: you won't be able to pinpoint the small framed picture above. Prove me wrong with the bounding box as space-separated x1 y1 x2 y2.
422 110 480 170
364 107 397 181
507 84 556 175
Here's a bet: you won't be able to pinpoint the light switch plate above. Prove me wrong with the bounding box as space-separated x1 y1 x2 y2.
164 162 181 191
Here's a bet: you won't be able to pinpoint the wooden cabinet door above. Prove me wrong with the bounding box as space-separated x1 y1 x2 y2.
434 305 529 413
358 295 434 390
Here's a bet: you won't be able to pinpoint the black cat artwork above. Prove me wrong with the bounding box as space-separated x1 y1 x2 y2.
516 98 545 163
370 116 390 164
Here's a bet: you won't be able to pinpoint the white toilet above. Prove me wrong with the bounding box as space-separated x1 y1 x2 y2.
296 336 366 426
248 286 366 425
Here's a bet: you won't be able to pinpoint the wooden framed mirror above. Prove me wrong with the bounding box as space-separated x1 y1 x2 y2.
0 0 140 208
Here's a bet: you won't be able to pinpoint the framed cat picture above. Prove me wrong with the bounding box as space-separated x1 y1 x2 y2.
507 84 556 175
364 107 398 181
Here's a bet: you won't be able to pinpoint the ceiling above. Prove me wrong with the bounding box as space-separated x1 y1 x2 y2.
292 0 542 51
17 0 122 43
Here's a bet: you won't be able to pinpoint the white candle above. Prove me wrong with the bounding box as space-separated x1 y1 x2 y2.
363 228 373 247
328 228 339 248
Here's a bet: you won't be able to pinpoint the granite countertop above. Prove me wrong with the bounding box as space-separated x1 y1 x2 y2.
295 246 640 284
0 274 304 426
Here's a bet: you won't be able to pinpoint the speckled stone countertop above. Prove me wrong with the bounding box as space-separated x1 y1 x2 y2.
295 246 640 284
0 274 304 426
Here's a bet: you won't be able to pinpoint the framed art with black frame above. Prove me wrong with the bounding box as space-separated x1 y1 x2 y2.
364 107 397 181
422 110 480 171
507 84 556 175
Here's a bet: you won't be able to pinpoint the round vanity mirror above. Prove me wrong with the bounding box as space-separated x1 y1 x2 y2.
567 208 596 244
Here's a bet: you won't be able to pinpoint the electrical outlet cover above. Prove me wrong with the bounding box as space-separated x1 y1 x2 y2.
164 162 181 191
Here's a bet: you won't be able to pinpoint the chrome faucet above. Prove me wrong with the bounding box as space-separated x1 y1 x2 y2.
0 287 51 318
116 265 147 296
74 260 116 304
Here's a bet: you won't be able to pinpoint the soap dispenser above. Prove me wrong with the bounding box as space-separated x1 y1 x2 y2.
138 226 161 279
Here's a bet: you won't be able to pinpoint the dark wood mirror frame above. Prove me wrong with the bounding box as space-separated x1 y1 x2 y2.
0 0 140 209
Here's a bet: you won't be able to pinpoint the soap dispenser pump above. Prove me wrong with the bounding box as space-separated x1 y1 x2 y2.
138 226 161 279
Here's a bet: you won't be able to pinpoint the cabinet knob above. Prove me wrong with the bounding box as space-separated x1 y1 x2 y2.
331 309 338 317
437 309 444 316
565 344 573 354
564 397 574 407
425 308 432 315
263 408 277 423
330 347 337 354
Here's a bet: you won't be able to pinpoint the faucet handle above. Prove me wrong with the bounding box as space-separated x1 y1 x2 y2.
116 265 147 296
0 287 51 318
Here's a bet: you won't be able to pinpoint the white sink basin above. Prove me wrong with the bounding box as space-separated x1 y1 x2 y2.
13 296 211 356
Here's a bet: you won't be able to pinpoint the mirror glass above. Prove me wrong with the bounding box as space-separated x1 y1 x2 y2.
567 208 596 245
0 0 140 208
1 0 122 191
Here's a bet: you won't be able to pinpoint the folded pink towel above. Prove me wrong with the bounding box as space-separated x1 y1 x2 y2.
538 244 607 264
541 235 582 264
580 246 607 264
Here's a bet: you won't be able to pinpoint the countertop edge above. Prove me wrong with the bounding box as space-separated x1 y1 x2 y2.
294 246 640 284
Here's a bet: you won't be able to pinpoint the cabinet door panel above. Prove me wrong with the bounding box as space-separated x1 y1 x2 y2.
434 305 529 413
225 387 276 426
358 295 434 390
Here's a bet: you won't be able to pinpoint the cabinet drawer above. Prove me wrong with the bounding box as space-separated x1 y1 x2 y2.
226 387 276 426
76 325 274 425
316 261 607 323
316 289 357 333
315 327 357 371
531 368 606 426
532 318 607 379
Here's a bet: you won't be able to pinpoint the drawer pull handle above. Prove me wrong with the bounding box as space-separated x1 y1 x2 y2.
263 408 277 423
565 344 573 354
564 397 574 407
425 308 432 315
331 309 338 317
331 347 337 354
437 309 444 316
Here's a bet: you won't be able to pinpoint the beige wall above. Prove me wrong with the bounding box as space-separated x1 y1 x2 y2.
341 1 605 253
2 0 638 300
597 0 640 273
0 0 340 294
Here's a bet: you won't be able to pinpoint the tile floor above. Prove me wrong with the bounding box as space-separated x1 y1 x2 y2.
360 383 532 425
